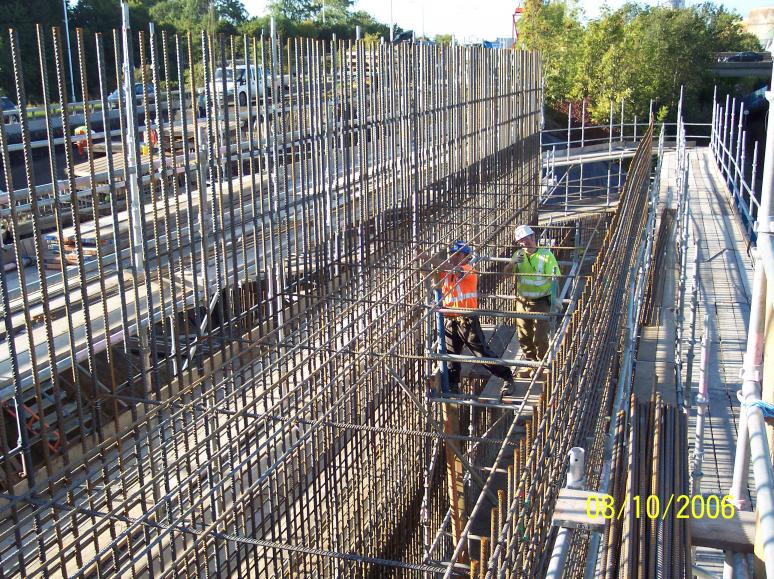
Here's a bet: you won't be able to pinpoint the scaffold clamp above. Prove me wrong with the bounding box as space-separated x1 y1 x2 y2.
738 364 762 383
753 219 774 234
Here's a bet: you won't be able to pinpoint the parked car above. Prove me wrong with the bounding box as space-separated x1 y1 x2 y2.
107 83 155 109
719 52 764 63
1 96 19 124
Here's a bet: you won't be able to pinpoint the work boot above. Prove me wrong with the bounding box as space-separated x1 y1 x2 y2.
517 367 534 380
500 380 516 399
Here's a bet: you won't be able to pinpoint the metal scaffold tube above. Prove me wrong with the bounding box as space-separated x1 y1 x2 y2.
546 447 585 579
726 63 774 579
581 123 662 579
691 316 710 498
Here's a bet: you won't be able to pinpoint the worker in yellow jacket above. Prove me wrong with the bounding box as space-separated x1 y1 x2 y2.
505 225 561 378
418 240 516 397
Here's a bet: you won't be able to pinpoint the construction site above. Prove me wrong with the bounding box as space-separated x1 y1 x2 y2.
0 4 773 578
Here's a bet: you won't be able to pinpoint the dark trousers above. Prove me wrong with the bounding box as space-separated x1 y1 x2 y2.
444 315 513 390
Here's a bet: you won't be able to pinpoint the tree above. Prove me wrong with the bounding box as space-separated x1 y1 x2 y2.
149 0 246 34
517 0 584 104
268 0 318 21
0 0 69 102
434 34 453 46
69 0 152 101
216 0 247 26
268 0 352 23
239 15 271 38
519 1 762 124
254 3 386 41
701 3 760 52
362 31 381 46
345 10 389 39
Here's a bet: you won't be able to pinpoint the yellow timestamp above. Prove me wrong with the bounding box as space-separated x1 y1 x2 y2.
586 494 736 520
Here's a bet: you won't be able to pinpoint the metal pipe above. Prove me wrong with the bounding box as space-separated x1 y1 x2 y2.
121 4 145 285
694 564 724 579
62 0 76 102
728 67 774 578
754 69 774 289
586 127 659 579
434 288 450 393
741 202 774 574
691 316 710 497
684 217 700 406
545 447 585 579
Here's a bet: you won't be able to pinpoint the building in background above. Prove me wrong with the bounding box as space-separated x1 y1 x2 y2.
744 7 774 51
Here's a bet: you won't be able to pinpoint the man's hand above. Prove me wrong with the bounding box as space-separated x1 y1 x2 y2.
416 247 446 285
504 249 523 275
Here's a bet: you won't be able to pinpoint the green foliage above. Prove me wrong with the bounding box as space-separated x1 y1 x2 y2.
238 16 271 38
268 0 318 21
518 1 762 123
149 0 246 34
1 0 394 101
699 2 761 52
260 1 387 41
518 0 584 104
244 0 390 40
362 31 382 46
434 34 453 46
0 0 73 103
68 0 152 103
268 0 352 23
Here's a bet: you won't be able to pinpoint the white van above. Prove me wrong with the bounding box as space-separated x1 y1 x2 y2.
211 64 291 106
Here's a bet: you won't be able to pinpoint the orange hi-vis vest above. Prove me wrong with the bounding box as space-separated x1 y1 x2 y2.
441 264 478 315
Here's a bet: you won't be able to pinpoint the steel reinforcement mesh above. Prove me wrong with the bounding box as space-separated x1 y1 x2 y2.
463 123 654 577
0 20 542 577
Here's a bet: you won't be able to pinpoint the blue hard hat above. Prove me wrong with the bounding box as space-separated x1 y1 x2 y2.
449 240 472 255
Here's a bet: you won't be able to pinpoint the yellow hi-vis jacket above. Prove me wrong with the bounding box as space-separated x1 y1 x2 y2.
514 248 560 299
441 264 478 315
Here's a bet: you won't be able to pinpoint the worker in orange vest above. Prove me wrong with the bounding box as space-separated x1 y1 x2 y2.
74 125 89 155
418 240 516 397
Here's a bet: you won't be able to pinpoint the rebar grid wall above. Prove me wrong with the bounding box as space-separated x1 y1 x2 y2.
462 123 654 577
594 394 690 578
558 206 672 578
0 18 542 577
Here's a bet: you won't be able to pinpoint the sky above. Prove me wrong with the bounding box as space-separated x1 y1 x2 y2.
241 0 774 42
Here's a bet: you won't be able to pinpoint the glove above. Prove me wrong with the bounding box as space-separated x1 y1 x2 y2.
550 280 561 314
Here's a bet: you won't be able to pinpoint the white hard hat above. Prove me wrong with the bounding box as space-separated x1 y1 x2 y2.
514 224 534 242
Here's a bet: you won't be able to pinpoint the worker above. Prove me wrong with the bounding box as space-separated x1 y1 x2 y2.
74 125 89 155
505 225 560 379
418 241 516 398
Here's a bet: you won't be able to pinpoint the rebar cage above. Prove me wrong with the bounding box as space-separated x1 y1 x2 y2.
0 15 549 577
